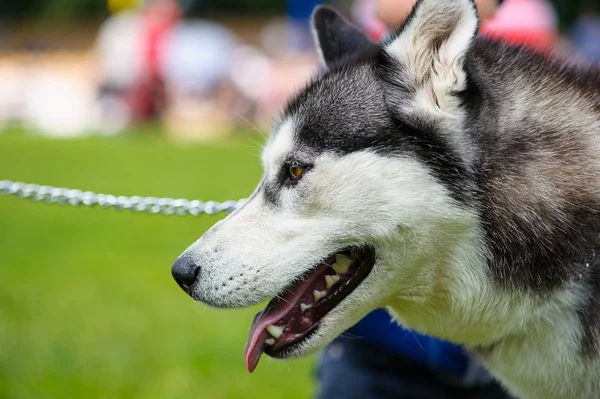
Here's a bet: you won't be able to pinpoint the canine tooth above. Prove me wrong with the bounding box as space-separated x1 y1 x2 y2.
266 325 284 339
333 254 352 274
325 274 340 289
313 290 327 302
300 303 312 312
265 338 275 346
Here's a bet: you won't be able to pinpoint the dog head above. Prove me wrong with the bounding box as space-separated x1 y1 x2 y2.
172 0 482 371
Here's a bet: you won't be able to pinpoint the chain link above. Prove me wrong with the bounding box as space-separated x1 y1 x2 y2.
0 180 246 216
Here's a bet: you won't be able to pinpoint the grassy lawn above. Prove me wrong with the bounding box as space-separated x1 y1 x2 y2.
0 132 316 399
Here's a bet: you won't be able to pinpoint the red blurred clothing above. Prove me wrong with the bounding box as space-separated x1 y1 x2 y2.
130 0 181 121
142 0 181 80
481 0 558 50
353 0 388 42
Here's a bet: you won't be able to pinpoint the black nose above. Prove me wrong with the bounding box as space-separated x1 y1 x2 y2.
171 256 200 293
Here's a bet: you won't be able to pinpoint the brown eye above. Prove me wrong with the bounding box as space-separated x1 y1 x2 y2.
289 165 305 180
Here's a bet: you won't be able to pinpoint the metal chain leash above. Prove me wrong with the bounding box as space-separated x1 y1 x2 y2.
0 180 246 216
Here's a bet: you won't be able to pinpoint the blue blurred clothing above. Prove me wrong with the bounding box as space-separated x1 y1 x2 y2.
286 0 322 20
286 0 323 50
318 309 508 399
314 309 512 399
346 309 472 379
314 335 510 399
570 15 600 63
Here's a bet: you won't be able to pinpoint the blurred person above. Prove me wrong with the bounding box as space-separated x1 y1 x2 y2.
130 0 180 122
160 20 236 99
96 0 180 131
157 19 240 140
314 1 514 398
96 9 145 131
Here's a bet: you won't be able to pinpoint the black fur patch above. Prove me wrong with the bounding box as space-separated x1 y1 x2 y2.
579 252 600 356
312 6 378 69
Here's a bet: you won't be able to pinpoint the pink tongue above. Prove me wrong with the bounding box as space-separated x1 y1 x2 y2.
244 308 285 373
243 265 329 372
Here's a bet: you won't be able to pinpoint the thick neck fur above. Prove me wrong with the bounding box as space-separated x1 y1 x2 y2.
385 202 600 399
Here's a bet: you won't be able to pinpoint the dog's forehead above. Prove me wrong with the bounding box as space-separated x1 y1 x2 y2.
263 64 390 167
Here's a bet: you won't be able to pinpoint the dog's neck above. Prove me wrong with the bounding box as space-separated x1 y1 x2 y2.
476 298 600 399
383 217 536 345
385 220 599 398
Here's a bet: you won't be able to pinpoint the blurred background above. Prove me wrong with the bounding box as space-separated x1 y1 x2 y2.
0 0 598 398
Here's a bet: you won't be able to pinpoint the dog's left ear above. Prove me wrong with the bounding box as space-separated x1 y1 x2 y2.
383 0 479 116
312 6 376 68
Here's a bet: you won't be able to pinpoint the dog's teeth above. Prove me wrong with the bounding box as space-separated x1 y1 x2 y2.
331 262 346 274
325 274 340 289
266 325 284 339
300 303 312 312
333 254 352 274
313 290 327 302
265 337 275 346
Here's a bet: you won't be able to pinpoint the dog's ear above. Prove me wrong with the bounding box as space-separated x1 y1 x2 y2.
311 6 376 68
382 0 479 116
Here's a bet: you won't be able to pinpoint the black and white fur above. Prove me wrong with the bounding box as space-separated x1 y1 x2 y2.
174 0 600 397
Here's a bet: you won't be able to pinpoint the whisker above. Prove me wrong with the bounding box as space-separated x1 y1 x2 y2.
232 110 268 139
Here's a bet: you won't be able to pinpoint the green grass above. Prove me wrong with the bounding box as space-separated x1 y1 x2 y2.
0 132 316 399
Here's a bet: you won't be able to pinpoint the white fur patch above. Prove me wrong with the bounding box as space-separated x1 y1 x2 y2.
262 118 295 179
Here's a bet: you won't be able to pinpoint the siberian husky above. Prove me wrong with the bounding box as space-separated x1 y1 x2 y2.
171 0 600 397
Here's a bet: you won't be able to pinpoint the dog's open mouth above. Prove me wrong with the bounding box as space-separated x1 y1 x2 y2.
244 246 376 372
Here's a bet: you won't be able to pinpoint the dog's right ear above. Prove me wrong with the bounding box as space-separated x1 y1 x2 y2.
311 6 376 68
